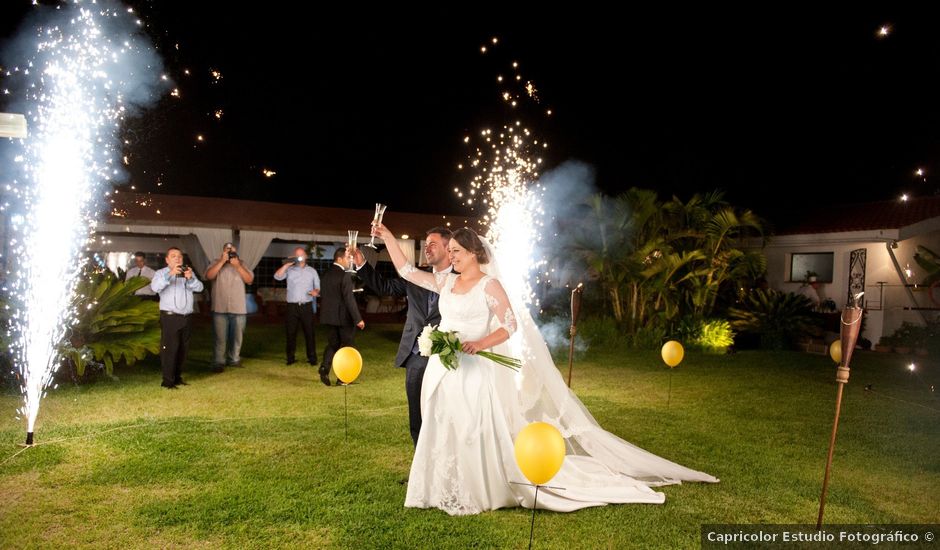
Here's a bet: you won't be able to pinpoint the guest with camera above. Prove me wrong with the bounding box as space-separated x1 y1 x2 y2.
274 247 320 367
151 247 204 389
205 242 254 373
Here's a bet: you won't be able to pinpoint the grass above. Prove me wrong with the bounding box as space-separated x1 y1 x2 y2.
1 320 938 549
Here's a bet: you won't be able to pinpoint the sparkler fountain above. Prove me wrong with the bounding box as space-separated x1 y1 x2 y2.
456 39 553 307
2 2 162 446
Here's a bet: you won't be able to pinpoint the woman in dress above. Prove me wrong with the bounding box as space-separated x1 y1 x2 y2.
372 223 718 516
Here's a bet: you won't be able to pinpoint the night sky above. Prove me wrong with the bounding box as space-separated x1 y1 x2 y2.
3 4 940 227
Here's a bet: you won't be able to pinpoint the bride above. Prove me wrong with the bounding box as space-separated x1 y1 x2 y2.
372 223 718 516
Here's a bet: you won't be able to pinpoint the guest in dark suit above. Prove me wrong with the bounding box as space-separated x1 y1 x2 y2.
353 226 452 446
319 249 365 386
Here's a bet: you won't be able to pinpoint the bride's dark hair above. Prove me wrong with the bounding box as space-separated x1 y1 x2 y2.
452 227 489 264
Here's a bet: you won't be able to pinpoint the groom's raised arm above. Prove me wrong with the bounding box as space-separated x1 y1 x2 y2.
356 261 407 298
373 223 441 292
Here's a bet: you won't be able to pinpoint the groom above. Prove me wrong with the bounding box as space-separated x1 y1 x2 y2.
353 226 453 446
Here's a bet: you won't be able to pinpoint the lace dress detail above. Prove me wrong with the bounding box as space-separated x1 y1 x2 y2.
397 262 450 293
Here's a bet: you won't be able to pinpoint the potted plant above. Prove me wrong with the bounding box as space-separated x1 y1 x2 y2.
874 334 894 352
889 322 919 354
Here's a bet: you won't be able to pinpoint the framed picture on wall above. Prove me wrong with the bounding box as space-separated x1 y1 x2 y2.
790 252 834 283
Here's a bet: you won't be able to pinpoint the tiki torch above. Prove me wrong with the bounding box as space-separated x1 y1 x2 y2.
566 283 584 388
816 292 864 528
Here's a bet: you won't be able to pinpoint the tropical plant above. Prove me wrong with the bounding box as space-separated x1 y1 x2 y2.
61 269 161 378
728 290 818 350
631 323 668 350
564 188 768 340
574 317 633 349
676 316 735 353
663 193 766 317
913 245 940 286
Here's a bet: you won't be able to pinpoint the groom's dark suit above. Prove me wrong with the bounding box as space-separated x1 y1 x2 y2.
356 261 450 446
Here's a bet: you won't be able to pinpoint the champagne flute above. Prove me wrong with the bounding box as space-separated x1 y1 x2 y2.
346 230 359 273
365 203 387 249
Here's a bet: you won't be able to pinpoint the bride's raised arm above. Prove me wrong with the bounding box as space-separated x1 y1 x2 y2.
373 222 447 293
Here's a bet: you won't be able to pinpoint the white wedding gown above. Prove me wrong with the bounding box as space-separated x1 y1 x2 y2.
401 266 718 516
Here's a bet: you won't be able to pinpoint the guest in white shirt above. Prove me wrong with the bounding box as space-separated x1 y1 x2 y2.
126 251 156 297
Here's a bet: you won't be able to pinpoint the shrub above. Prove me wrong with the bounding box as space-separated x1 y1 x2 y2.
728 289 818 350
675 316 734 353
60 269 161 380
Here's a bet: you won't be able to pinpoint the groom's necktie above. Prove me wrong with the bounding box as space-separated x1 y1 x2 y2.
427 291 438 315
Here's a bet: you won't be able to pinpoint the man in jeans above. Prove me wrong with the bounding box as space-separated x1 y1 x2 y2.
205 242 254 372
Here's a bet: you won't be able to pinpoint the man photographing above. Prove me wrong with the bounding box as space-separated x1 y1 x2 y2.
205 242 254 373
151 247 204 389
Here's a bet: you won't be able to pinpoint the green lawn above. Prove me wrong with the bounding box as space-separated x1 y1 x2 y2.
1 321 937 549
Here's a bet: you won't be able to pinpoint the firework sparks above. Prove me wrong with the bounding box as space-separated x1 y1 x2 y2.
458 39 554 306
3 2 162 440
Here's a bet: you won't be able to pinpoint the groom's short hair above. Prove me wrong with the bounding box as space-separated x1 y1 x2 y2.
425 226 452 241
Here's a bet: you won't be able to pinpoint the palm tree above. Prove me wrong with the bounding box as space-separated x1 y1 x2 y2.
660 193 766 318
569 194 632 322
565 187 767 335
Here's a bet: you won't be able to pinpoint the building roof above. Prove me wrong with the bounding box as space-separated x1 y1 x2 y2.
105 192 474 238
773 195 940 235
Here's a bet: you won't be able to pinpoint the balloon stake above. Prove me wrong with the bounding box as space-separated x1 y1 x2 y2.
529 485 539 550
509 482 566 550
668 369 673 407
344 384 348 441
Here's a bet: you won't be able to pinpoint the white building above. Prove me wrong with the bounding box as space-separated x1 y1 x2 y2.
759 196 940 346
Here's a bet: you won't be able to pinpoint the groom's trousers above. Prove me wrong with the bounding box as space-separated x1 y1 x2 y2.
404 351 429 447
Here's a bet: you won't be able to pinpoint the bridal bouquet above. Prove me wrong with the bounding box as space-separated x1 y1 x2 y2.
418 325 521 371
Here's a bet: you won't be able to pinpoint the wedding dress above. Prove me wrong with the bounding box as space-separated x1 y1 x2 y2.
400 239 718 516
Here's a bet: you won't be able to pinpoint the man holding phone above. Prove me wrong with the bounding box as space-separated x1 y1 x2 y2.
274 246 320 367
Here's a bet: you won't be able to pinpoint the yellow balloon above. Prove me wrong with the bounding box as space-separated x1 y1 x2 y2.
661 340 684 368
829 340 842 364
333 347 363 384
514 422 566 485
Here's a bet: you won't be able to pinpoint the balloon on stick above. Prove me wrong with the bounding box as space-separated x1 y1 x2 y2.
332 347 363 440
661 340 684 406
514 422 566 550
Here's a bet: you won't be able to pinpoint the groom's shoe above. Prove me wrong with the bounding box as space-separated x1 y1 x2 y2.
318 367 331 387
